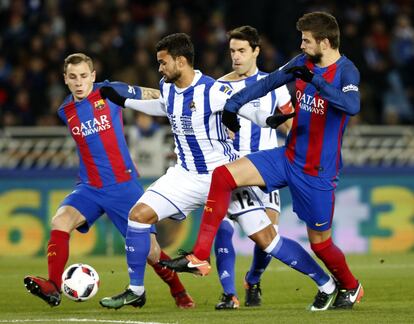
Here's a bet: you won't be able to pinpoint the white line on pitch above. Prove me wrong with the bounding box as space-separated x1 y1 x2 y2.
0 319 174 324
266 262 414 271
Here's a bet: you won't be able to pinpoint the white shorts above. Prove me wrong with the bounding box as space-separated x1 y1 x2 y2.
224 186 280 236
137 165 271 236
230 186 281 214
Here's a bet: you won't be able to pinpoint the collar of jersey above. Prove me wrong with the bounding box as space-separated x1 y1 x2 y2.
217 68 261 84
309 55 346 74
174 70 202 94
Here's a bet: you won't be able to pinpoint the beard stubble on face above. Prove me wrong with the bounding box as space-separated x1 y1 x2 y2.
306 52 323 64
162 68 181 84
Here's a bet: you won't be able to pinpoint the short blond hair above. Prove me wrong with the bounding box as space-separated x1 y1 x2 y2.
63 53 94 73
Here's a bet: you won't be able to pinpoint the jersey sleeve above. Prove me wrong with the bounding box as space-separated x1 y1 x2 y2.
224 55 302 113
274 85 292 108
209 82 234 113
238 105 269 127
101 80 143 100
124 98 167 116
311 62 360 115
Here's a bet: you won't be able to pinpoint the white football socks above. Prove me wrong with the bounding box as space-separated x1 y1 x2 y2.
129 285 145 295
318 276 336 294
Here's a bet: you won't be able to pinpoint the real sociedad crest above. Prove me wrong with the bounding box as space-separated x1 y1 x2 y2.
94 99 105 110
190 101 196 112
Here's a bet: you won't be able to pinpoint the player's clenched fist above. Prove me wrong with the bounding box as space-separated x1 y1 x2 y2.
285 65 314 83
266 110 295 129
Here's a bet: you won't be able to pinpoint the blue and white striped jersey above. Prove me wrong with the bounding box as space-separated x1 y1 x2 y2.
159 70 238 174
219 70 291 156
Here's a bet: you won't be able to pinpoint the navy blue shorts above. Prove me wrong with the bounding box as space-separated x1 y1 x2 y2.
246 147 337 231
60 179 156 237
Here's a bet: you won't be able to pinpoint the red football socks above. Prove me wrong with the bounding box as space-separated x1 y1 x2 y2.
150 250 185 296
193 165 237 260
311 237 358 289
47 230 70 289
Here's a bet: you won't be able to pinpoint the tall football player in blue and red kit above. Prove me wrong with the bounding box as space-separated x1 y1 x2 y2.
163 12 364 310
23 53 194 309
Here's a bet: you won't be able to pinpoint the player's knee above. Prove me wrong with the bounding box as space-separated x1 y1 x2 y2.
249 224 276 251
51 214 66 231
128 204 156 224
51 207 84 232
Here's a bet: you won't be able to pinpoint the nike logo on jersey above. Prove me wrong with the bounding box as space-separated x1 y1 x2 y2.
315 221 328 227
67 115 76 122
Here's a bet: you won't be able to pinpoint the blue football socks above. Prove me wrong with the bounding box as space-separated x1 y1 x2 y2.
246 244 272 285
265 234 330 287
214 220 237 295
125 221 151 290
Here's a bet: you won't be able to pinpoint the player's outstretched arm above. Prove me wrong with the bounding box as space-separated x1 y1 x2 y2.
286 64 360 116
124 98 167 116
285 66 314 82
224 60 299 113
223 101 295 132
266 110 296 129
224 65 294 114
311 67 360 115
140 87 160 100
237 105 275 128
100 86 167 116
100 86 126 107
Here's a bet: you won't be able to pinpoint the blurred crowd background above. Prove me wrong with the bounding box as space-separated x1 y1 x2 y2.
1 0 414 129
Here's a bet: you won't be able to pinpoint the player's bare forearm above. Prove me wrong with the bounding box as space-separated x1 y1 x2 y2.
280 115 293 134
140 87 160 99
280 102 294 134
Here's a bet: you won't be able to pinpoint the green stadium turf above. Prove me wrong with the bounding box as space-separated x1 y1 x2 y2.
1 253 413 324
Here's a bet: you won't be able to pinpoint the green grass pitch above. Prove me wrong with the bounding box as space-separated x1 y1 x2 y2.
1 253 414 324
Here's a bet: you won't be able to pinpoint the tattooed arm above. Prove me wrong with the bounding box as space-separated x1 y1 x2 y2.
140 87 160 100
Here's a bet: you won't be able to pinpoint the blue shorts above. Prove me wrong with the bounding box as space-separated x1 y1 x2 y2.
247 147 337 231
60 179 156 237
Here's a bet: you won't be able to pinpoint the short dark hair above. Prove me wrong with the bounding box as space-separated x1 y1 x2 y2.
156 33 194 66
296 12 340 49
64 53 93 73
227 25 260 50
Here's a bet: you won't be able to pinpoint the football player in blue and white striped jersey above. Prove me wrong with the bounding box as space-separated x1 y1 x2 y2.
98 32 278 310
214 26 294 310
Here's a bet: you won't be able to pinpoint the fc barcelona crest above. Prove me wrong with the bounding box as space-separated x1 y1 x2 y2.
94 99 105 110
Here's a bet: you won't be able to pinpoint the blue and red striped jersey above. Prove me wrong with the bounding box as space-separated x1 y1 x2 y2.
224 53 360 179
57 81 142 187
